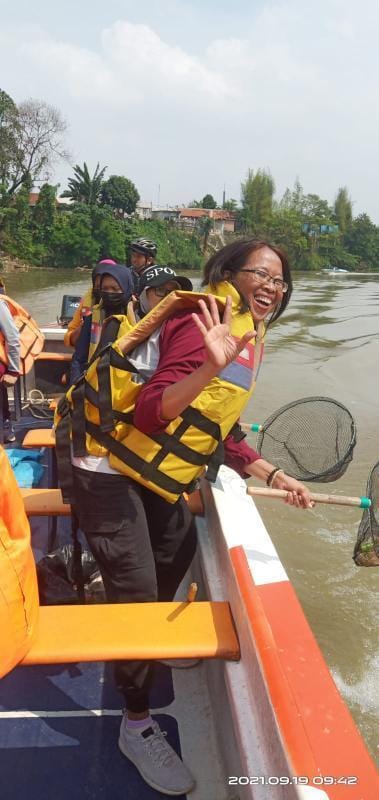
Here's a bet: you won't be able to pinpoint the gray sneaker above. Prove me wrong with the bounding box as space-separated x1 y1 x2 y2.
3 420 16 443
119 716 195 796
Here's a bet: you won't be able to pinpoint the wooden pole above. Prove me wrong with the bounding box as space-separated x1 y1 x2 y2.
246 487 371 509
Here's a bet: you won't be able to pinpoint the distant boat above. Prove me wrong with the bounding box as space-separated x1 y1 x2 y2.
321 266 349 273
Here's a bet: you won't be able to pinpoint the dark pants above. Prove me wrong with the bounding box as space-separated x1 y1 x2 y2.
72 467 197 712
1 380 10 421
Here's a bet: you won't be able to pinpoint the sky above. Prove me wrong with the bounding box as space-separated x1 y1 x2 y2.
1 0 378 220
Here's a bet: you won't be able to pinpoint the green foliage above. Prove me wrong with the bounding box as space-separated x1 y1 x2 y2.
0 96 67 199
198 216 213 253
266 208 307 265
61 162 107 205
334 187 353 234
32 184 58 255
0 89 20 190
201 194 217 209
222 199 238 211
302 193 332 224
90 206 127 262
101 174 140 216
124 218 203 269
49 205 100 267
3 178 36 262
241 168 275 232
343 214 379 269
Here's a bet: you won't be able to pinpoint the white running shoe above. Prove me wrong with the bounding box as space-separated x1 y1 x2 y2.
119 716 195 796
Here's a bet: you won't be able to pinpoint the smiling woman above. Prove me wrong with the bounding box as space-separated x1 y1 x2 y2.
202 238 293 326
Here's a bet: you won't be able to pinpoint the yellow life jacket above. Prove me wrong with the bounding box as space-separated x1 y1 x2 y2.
0 295 45 374
87 302 136 362
0 447 39 678
55 283 264 504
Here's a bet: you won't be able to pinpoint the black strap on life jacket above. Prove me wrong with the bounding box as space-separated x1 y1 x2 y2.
229 421 247 443
96 349 115 433
95 345 145 433
55 396 76 504
71 380 87 457
84 419 198 496
138 406 221 482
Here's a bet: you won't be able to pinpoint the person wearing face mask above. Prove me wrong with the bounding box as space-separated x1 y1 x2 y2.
64 259 117 349
132 265 193 320
69 264 134 385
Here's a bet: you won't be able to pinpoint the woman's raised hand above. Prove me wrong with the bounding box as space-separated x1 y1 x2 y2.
192 295 255 370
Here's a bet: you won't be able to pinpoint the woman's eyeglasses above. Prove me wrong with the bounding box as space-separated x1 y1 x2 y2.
238 268 288 292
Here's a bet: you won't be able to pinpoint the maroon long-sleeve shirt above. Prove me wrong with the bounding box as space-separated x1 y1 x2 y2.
133 309 261 478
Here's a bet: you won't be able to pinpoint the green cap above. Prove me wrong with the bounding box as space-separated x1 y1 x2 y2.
250 423 261 432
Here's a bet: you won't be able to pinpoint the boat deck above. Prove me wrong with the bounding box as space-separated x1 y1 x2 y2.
0 417 230 800
1 414 378 800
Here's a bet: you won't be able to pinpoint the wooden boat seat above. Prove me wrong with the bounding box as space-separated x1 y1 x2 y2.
20 601 240 665
21 488 69 516
34 352 72 362
21 486 205 517
19 486 233 663
22 428 56 448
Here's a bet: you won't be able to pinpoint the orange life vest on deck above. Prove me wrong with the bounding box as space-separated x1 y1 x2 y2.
0 295 45 374
0 447 39 678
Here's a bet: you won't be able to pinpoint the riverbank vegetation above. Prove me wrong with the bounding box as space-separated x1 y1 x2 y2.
1 88 378 272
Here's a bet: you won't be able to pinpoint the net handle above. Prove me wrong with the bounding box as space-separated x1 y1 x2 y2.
240 422 262 432
246 487 370 509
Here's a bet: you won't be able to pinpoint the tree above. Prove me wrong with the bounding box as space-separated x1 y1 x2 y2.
4 98 68 198
61 162 107 205
198 216 213 252
267 208 306 266
0 89 20 193
32 183 58 253
279 178 304 215
344 214 379 270
3 176 35 262
101 174 140 217
90 206 127 262
201 194 217 209
50 205 100 267
222 199 238 212
334 187 353 234
240 168 275 232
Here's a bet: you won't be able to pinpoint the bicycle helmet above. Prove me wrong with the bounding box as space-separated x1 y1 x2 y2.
130 238 157 258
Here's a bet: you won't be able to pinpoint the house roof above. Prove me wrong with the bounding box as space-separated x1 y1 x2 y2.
179 208 235 220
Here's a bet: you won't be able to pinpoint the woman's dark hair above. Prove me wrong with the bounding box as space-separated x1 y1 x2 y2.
202 238 293 325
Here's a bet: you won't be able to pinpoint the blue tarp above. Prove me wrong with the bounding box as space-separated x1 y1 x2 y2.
5 447 45 488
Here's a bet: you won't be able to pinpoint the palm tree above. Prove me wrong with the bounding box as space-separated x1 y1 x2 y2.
198 216 213 253
61 162 107 205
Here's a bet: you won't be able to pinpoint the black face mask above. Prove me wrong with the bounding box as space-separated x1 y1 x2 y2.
100 290 128 313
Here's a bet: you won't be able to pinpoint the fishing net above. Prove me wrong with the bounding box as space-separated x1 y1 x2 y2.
353 462 379 567
256 397 356 482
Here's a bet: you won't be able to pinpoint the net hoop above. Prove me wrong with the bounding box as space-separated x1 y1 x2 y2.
255 396 357 483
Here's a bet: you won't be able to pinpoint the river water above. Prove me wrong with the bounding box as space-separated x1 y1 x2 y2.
3 267 379 764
